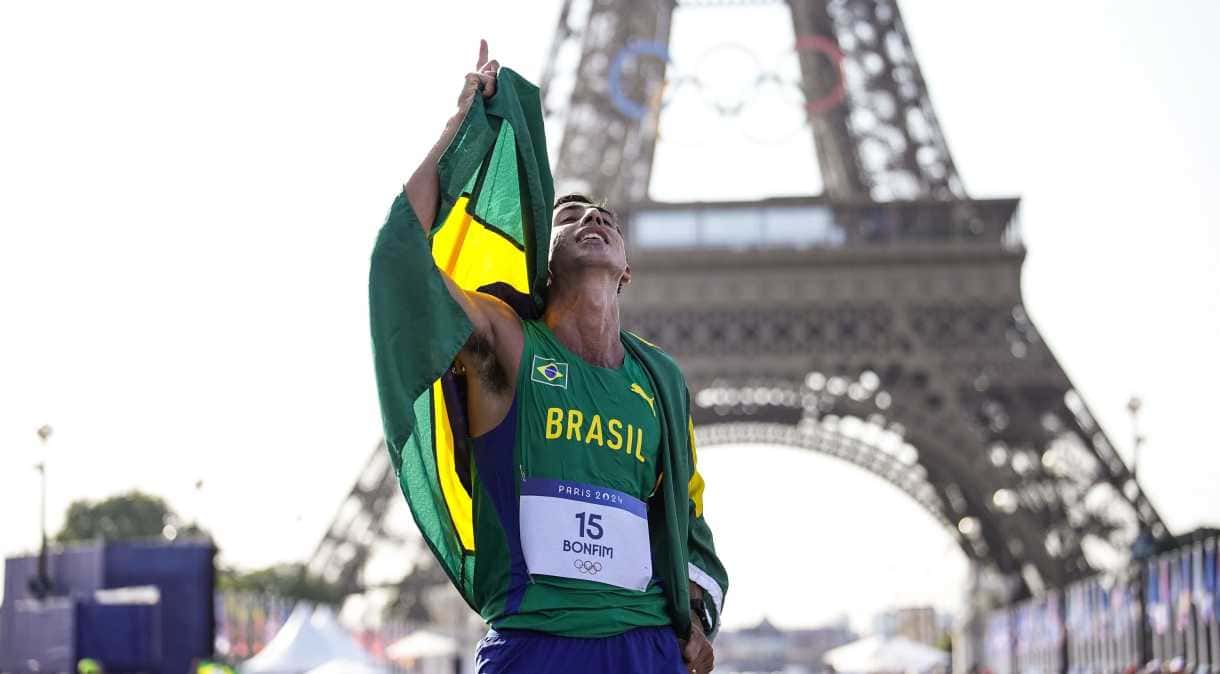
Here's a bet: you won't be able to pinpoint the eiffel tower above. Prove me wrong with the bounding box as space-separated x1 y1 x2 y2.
311 0 1169 639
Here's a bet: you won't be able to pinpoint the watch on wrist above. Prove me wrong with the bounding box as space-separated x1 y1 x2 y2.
690 596 713 634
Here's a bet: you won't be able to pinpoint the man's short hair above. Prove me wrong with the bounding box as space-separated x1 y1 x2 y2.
553 193 617 223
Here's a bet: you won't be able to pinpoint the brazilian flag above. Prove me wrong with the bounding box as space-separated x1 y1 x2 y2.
370 69 726 638
369 67 552 603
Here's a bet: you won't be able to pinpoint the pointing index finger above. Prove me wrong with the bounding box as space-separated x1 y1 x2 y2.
477 39 488 70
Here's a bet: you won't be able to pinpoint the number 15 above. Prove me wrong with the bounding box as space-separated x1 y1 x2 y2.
575 512 604 539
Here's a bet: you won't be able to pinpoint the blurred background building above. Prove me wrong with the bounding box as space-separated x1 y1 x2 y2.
715 616 857 672
872 605 946 647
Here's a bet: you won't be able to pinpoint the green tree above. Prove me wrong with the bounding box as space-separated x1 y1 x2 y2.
935 631 953 654
56 490 208 543
217 563 346 607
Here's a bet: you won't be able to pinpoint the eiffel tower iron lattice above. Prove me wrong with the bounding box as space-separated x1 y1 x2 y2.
314 0 1168 607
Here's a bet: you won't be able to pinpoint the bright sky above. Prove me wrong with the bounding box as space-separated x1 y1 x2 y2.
2 0 1218 633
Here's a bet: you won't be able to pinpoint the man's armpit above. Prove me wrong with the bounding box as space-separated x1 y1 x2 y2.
462 331 511 394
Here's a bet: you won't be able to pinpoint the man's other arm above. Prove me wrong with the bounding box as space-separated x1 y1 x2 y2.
682 411 729 673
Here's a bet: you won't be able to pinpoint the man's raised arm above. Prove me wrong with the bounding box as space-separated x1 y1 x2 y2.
370 40 522 437
401 41 518 343
403 40 499 235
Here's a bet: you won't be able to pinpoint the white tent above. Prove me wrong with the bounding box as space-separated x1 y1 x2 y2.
241 604 373 674
385 630 458 661
304 659 392 674
823 635 949 674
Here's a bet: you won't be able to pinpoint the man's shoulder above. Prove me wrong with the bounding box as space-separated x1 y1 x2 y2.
622 331 686 382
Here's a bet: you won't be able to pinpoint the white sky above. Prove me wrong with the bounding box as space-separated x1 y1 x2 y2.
2 0 1218 632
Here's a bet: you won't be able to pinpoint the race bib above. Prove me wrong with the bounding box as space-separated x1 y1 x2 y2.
519 477 653 591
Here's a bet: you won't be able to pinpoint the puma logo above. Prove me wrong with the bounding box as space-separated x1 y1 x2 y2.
629 383 656 416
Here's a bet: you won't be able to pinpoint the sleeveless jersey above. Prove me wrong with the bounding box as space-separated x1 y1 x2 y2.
469 320 670 638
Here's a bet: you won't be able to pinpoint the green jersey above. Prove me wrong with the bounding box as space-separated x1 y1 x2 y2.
470 320 671 637
368 70 727 641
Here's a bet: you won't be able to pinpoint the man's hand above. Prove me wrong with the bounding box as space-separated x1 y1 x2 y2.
680 581 714 673
407 39 501 234
680 615 715 674
457 39 500 112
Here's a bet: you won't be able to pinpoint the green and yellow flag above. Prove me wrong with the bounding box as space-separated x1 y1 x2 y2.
369 68 553 601
369 69 726 638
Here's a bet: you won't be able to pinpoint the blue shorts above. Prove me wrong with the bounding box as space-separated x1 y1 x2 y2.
475 626 687 674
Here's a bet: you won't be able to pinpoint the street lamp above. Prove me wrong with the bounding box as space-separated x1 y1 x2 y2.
30 424 54 598
1126 396 1144 482
1125 397 1158 674
1127 396 1155 563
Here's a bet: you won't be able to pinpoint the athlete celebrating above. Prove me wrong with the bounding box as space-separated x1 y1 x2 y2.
374 41 726 673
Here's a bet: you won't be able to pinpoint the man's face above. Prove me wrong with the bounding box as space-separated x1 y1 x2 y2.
548 201 630 284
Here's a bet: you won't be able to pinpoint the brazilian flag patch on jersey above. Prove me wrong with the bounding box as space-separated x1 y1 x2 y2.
531 355 569 388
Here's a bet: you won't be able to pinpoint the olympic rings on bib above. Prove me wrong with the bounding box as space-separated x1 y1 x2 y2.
573 559 603 574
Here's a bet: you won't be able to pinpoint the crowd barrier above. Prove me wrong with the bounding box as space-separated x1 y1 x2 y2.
214 592 418 660
215 592 295 659
981 533 1218 674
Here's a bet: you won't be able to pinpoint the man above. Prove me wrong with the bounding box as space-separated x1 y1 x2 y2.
370 41 725 673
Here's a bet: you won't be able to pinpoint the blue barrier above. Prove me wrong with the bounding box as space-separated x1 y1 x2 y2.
0 540 216 674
